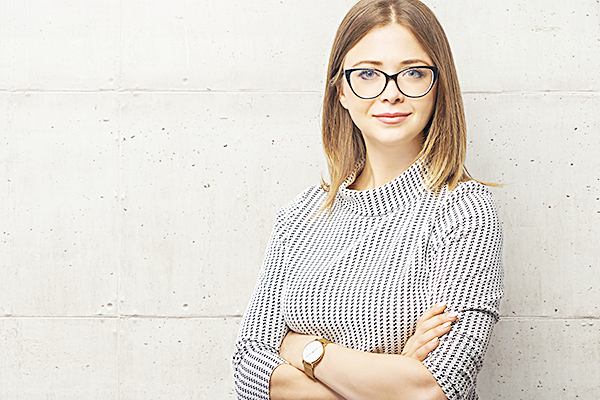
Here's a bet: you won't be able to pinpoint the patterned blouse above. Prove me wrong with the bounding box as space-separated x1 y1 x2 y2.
232 161 504 399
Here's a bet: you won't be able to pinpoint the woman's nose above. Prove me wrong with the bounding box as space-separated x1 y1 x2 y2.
379 77 405 103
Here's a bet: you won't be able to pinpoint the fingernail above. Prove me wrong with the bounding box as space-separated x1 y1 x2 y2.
442 321 451 329
448 312 459 319
437 303 446 309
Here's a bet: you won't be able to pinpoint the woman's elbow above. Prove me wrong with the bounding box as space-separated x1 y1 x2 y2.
395 370 447 400
383 382 446 400
418 383 447 400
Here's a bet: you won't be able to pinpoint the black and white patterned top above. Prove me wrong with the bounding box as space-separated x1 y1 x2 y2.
232 160 504 400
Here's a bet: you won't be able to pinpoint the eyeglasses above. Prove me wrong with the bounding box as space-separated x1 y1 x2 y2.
344 66 439 99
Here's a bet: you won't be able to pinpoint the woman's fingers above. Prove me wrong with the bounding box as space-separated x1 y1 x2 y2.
411 337 440 362
416 303 446 325
416 311 458 334
401 304 459 359
403 320 452 357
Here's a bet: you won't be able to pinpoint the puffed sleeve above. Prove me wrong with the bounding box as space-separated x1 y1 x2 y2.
232 212 290 399
422 183 504 400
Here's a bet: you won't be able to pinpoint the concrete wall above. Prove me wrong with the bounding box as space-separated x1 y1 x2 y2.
0 0 598 398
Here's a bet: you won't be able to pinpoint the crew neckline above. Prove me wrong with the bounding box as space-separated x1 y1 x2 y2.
336 160 425 217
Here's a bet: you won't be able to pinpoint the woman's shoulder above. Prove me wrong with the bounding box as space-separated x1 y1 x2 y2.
435 179 500 225
444 179 496 202
427 180 502 250
273 185 326 227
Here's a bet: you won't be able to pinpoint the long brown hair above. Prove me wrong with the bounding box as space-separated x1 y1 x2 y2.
321 0 479 211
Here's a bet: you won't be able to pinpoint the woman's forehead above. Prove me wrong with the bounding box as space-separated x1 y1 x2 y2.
343 24 433 69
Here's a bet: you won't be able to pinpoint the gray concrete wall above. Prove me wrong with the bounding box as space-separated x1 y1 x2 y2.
0 0 598 398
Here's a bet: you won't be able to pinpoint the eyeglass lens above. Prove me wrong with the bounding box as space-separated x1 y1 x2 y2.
348 67 434 99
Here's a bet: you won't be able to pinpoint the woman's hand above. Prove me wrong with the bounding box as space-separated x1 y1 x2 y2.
279 331 319 371
401 303 458 361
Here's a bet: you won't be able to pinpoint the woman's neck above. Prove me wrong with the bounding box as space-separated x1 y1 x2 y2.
350 143 422 191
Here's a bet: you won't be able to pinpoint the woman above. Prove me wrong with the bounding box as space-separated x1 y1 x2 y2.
232 0 503 399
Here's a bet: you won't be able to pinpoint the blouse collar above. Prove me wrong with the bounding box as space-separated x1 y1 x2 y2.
336 159 425 217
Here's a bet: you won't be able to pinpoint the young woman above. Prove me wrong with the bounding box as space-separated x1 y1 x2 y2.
232 1 503 399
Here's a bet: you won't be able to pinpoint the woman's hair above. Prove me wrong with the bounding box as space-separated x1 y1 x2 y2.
321 0 478 211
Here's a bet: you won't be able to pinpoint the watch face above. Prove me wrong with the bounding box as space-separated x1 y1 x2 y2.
303 340 324 363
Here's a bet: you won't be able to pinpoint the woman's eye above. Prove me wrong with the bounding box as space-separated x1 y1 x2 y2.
357 69 380 80
403 68 425 79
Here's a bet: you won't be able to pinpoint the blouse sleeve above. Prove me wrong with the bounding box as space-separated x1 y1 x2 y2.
422 184 504 400
232 212 290 399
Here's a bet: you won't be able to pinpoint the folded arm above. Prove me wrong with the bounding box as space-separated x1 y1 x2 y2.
270 364 346 400
274 333 446 400
272 304 456 400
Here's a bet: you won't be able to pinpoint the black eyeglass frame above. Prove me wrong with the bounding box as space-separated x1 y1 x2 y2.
343 66 439 99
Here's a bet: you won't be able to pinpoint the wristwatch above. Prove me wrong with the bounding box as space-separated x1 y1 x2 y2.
302 337 332 379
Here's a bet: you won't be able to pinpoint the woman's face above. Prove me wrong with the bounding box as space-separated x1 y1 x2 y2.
340 24 437 156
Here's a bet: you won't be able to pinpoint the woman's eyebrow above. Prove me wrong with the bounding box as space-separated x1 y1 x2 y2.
401 59 431 66
349 59 431 68
350 60 383 68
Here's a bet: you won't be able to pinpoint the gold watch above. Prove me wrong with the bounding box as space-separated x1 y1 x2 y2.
302 337 332 379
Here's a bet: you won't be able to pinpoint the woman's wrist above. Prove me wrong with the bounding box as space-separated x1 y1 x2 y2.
280 332 319 371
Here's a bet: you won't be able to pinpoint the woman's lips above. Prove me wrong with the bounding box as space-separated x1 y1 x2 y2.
373 113 410 124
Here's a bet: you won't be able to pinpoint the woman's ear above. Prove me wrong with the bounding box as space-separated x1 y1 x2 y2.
339 88 349 110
